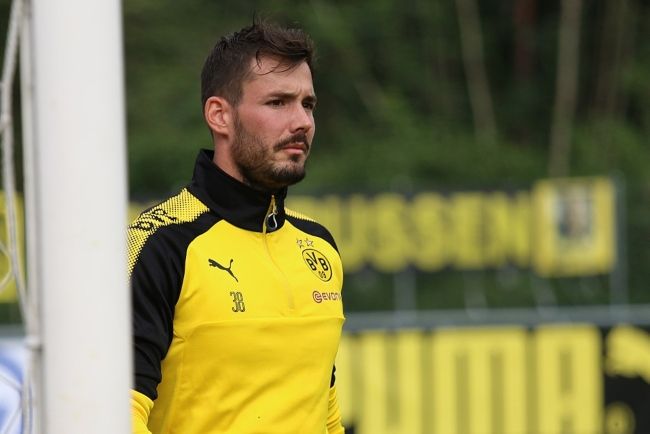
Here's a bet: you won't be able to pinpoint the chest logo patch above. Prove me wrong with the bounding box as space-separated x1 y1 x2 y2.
302 249 332 282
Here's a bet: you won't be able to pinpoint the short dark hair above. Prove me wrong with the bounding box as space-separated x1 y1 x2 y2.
200 19 315 108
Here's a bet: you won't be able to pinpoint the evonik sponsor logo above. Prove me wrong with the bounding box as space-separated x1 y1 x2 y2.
312 290 341 304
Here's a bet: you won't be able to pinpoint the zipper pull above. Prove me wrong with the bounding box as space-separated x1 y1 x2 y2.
265 195 278 232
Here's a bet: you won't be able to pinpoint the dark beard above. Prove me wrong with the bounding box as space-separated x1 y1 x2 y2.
231 118 309 191
238 158 307 191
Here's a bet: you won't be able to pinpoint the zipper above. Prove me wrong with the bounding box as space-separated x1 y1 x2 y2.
262 195 295 310
263 195 278 233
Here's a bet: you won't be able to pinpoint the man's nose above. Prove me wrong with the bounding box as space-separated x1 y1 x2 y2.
289 103 314 133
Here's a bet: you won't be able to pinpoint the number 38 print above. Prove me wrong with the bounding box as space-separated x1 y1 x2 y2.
229 291 246 312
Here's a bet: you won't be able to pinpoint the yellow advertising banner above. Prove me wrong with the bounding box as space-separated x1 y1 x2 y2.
287 176 616 276
0 177 617 303
288 191 533 273
336 324 650 434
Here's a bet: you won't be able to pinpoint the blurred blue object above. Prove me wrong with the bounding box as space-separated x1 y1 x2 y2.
0 339 24 434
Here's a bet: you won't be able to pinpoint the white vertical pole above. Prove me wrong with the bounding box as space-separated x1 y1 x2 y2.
20 2 43 432
29 0 131 433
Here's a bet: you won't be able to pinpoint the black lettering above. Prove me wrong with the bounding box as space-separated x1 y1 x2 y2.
306 258 318 271
318 258 329 271
129 221 154 231
148 214 166 223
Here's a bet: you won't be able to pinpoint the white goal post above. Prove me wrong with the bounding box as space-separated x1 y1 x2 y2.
23 0 131 432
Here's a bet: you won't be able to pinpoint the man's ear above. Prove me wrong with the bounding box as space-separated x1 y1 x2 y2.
204 96 233 137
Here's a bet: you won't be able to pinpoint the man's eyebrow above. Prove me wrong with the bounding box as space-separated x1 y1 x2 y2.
266 91 317 104
304 94 318 105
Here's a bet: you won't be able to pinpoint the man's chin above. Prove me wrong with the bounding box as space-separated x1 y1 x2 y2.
275 171 306 187
247 169 305 191
270 165 306 188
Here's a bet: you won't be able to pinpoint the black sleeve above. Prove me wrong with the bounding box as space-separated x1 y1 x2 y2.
130 229 186 400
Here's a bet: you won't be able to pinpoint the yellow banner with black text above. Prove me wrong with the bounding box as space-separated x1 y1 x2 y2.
287 177 616 276
0 177 618 302
336 324 649 434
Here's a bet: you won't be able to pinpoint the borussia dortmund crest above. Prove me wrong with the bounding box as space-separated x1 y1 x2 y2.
302 248 332 282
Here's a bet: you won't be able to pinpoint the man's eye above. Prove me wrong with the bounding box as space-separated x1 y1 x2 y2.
303 102 316 111
268 100 284 107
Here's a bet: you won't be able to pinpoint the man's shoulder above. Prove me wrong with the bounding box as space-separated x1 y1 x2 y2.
127 188 217 274
285 208 338 252
129 188 210 231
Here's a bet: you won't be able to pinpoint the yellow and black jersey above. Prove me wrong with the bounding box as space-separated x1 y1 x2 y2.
129 150 345 434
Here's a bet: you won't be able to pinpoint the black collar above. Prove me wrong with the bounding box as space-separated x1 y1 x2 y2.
188 149 287 232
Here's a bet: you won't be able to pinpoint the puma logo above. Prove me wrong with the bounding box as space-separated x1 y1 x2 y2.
208 258 239 282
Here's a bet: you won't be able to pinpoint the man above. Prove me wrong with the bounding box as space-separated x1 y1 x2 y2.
129 20 345 434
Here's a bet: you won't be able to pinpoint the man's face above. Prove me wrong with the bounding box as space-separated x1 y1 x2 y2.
230 56 316 191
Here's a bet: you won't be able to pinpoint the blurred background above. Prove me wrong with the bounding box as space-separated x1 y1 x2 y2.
121 0 650 312
1 0 650 433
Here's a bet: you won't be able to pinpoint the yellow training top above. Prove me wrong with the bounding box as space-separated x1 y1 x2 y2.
129 150 345 434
